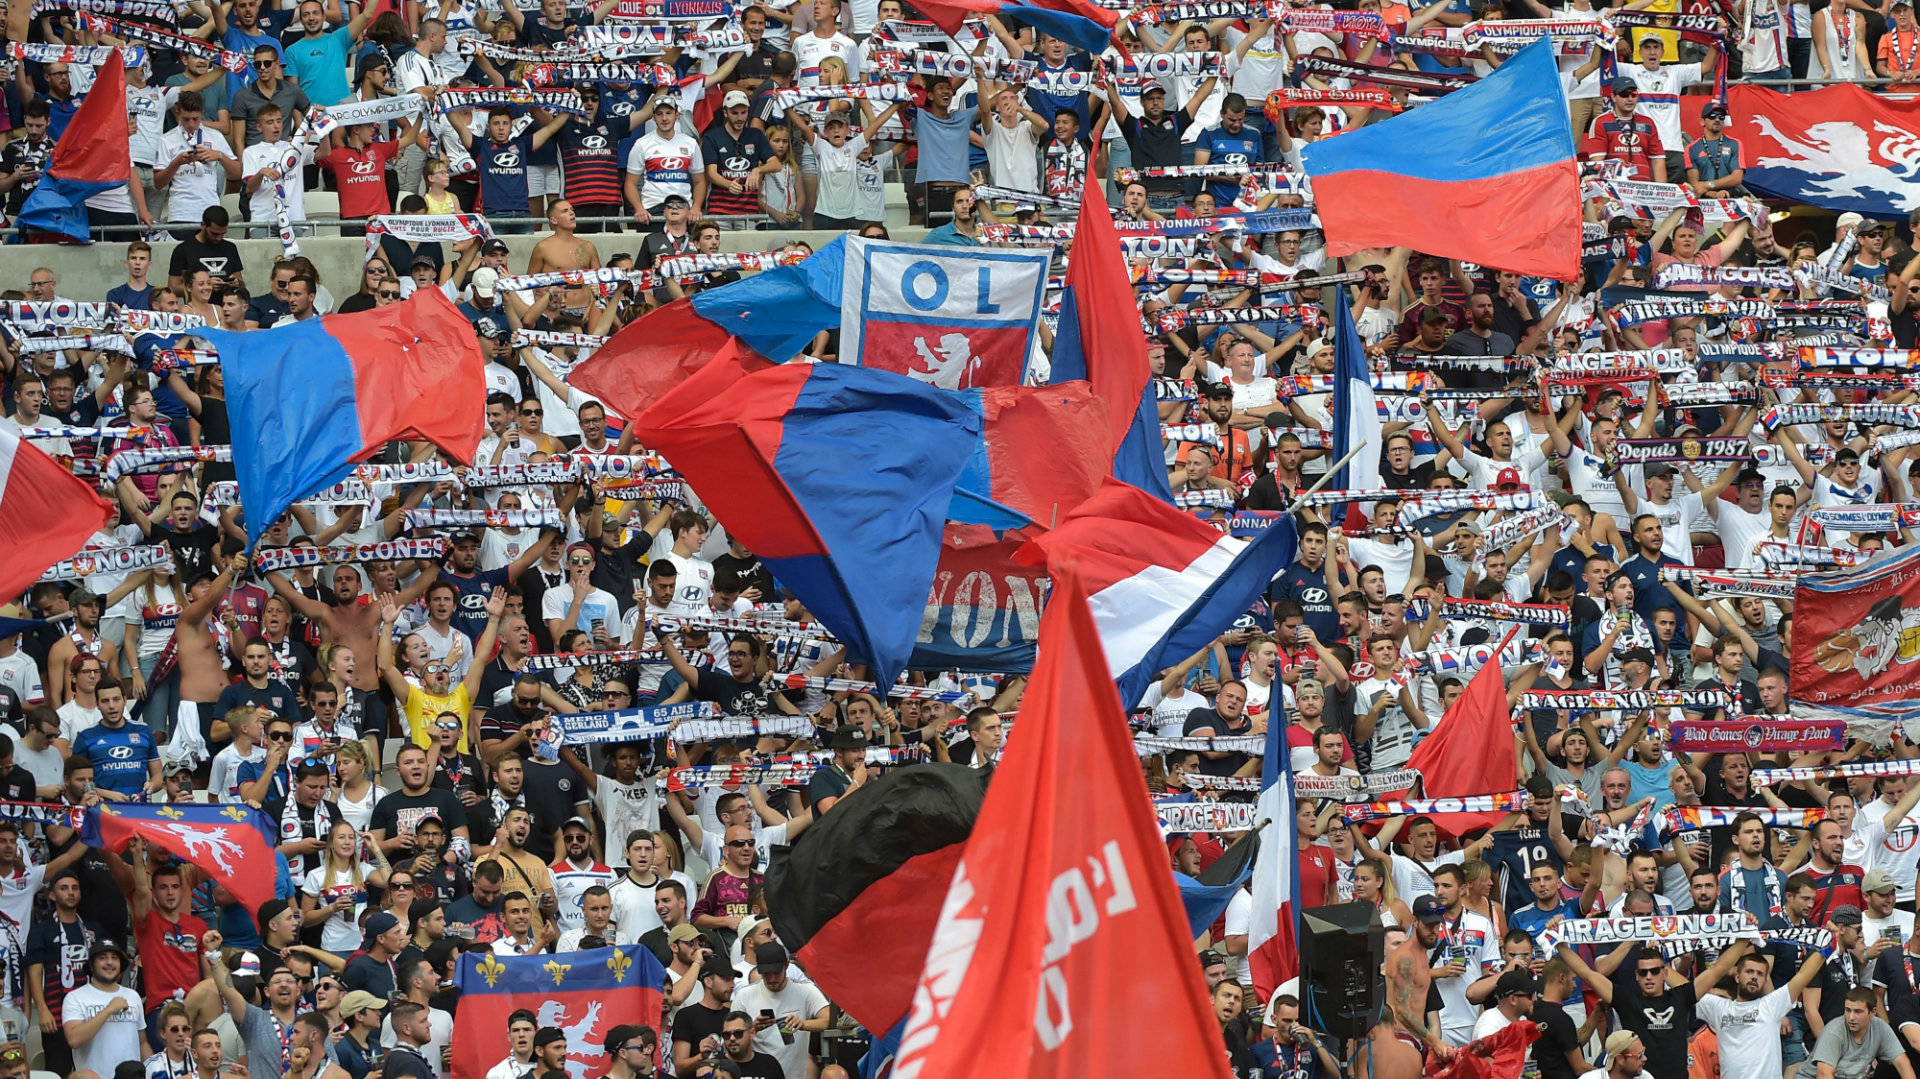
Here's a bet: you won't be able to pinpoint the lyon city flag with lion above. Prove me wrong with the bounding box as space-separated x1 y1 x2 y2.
839 237 1048 390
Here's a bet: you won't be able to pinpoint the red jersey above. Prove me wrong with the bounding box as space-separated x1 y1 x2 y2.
322 138 401 218
135 907 210 1008
1584 109 1666 181
1805 863 1866 921
1299 843 1338 907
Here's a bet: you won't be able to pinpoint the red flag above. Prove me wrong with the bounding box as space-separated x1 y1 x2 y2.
1789 544 1920 722
893 566 1230 1079
1427 1019 1541 1078
83 804 279 912
1054 165 1152 455
0 427 115 602
1404 647 1516 836
565 298 763 421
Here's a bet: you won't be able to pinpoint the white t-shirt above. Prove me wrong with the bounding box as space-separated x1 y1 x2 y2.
1714 502 1773 572
241 140 313 223
594 777 660 871
0 652 43 705
1390 850 1466 910
1432 908 1501 1045
1696 986 1794 1079
625 130 703 208
984 118 1041 194
1138 683 1208 737
792 31 859 85
127 83 182 166
209 742 266 803
542 586 621 639
608 871 697 944
1864 907 1914 950
63 981 148 1079
1461 447 1549 491
733 979 831 1079
662 551 715 616
302 862 377 954
155 125 236 224
1861 800 1920 902
1623 62 1702 154
57 700 102 746
1639 491 1704 566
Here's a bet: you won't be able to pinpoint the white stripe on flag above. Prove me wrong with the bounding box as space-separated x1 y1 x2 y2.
1083 535 1242 680
1348 373 1382 491
0 425 20 510
1248 775 1297 999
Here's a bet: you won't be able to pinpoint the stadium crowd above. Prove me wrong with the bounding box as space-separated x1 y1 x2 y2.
0 0 1911 1076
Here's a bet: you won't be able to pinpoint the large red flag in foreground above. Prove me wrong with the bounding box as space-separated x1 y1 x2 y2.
1404 647 1516 836
893 566 1229 1079
0 427 115 601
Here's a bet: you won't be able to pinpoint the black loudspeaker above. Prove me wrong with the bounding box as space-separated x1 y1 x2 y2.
1299 901 1385 1042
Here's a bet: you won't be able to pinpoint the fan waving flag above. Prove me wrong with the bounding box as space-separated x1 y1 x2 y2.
83 803 278 912
912 0 1115 53
16 51 131 242
0 426 116 602
567 236 845 419
1248 670 1300 1002
1301 38 1579 279
197 289 488 548
453 946 665 1079
1016 479 1297 708
893 567 1230 1079
1405 637 1518 836
634 343 983 689
1050 167 1172 504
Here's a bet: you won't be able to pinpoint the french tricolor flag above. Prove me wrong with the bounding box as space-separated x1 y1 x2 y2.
1249 677 1300 1002
1015 479 1296 708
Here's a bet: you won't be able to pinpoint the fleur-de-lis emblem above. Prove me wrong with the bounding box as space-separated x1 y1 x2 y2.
100 806 121 817
607 949 632 983
543 960 572 987
476 953 507 989
155 806 185 820
221 806 250 822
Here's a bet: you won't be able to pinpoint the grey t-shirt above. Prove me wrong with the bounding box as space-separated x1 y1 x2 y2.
1809 1016 1904 1079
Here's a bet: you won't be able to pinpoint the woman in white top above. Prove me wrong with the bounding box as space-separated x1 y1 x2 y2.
301 819 389 955
1812 0 1870 80
330 740 384 832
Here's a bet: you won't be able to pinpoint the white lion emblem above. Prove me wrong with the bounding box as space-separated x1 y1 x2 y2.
909 333 979 389
536 1000 604 1079
159 824 245 875
1749 117 1920 209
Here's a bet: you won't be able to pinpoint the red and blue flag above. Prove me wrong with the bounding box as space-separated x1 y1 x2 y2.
197 289 487 547
83 802 278 912
1049 167 1172 505
452 945 665 1079
1302 38 1580 280
914 0 1117 53
17 51 131 242
634 343 986 688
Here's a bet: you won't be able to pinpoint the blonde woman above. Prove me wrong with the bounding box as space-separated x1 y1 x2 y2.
330 740 385 833
301 819 390 955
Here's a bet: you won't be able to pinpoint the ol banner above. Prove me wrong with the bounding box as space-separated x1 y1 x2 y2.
909 523 1049 673
838 237 1047 390
1792 542 1920 722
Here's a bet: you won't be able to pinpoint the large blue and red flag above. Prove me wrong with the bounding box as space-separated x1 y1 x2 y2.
568 237 845 418
1016 479 1297 707
1301 38 1580 280
83 803 278 912
453 946 665 1079
198 289 487 547
948 381 1110 529
634 344 984 688
913 0 1116 53
17 51 131 242
1050 166 1172 504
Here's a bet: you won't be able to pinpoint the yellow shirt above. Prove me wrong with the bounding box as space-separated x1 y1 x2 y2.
422 190 462 216
404 684 473 754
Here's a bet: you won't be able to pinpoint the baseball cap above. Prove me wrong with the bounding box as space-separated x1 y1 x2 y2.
69 587 99 607
1701 102 1727 119
1296 677 1324 697
1304 338 1332 361
562 815 593 832
605 1024 650 1055
1412 895 1447 924
1830 904 1865 927
470 266 500 299
1865 868 1900 894
1620 647 1656 666
667 924 703 945
662 194 691 209
163 755 195 777
1494 968 1539 998
756 942 790 973
699 956 737 980
1610 76 1638 94
534 1027 568 1049
722 89 750 109
831 726 869 750
409 255 438 271
1604 1031 1641 1057
651 95 680 113
339 991 384 1018
823 113 849 126
1645 462 1677 479
1494 467 1524 489
481 238 510 255
1838 211 1866 230
363 911 400 940
474 317 506 342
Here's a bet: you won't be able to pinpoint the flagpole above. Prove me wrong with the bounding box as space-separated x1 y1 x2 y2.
1282 439 1370 515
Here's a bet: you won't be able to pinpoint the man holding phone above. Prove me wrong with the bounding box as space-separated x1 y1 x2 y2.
733 942 829 1079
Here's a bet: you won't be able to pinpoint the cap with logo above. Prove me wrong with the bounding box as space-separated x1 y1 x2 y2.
1863 868 1899 894
1412 895 1447 924
722 89 750 109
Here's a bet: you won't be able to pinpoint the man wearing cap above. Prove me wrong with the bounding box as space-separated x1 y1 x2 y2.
1470 968 1538 1042
734 941 828 1079
343 912 409 999
1579 1031 1646 1079
624 98 704 228
1879 0 1920 88
1684 101 1745 199
46 590 119 707
334 989 388 1079
1383 896 1452 1063
1584 78 1666 183
1859 869 1913 949
673 957 738 1076
703 90 778 220
60 937 146 1077
601 1024 657 1079
808 727 868 814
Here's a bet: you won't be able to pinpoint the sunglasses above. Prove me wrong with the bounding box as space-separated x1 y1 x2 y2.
515 695 542 707
725 839 754 848
389 880 414 889
435 720 460 731
267 732 292 742
567 558 593 566
378 290 401 299
424 662 449 674
521 407 543 416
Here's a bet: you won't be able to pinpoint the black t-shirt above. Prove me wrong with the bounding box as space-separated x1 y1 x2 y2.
1119 111 1190 189
1607 974 1696 1079
711 551 776 601
728 1051 785 1079
638 227 694 270
589 531 655 615
0 135 51 215
1531 1001 1582 1079
519 758 585 862
674 1001 729 1061
1181 707 1250 776
246 293 291 327
158 522 220 584
516 18 572 46
694 669 788 717
167 235 245 284
370 787 470 838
